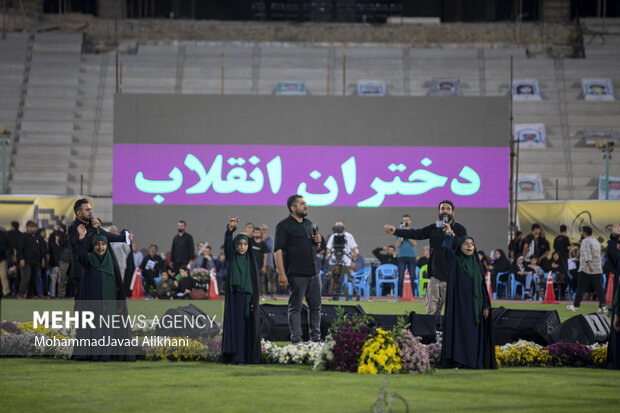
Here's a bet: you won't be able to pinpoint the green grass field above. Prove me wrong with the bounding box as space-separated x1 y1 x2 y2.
0 359 618 412
2 298 617 412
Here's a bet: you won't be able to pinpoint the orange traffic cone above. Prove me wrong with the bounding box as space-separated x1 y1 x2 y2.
542 271 559 304
606 273 614 305
485 271 493 303
130 268 144 299
401 269 414 302
208 269 219 299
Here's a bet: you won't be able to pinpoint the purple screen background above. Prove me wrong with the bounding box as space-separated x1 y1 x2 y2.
113 144 508 208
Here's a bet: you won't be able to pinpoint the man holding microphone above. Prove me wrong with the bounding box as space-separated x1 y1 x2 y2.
384 200 466 315
274 195 322 343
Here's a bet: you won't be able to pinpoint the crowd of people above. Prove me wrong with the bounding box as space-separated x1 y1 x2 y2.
1 196 618 368
0 205 617 315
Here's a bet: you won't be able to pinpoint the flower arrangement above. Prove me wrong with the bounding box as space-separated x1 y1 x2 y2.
1 322 72 358
0 321 19 334
393 329 432 374
495 340 551 367
197 336 223 362
589 343 608 367
261 339 322 365
544 342 592 367
313 337 336 371
190 267 211 283
358 328 402 375
328 308 372 372
426 342 442 367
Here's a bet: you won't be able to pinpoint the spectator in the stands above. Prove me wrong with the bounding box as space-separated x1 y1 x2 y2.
416 247 430 269
173 266 196 299
155 271 174 299
395 214 417 297
509 255 534 300
522 224 541 264
140 244 163 293
527 256 544 297
477 251 491 275
372 245 398 265
508 231 523 260
192 244 216 272
487 249 510 292
549 251 568 300
132 243 144 269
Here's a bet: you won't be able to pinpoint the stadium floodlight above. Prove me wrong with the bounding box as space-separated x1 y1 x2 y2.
595 140 614 200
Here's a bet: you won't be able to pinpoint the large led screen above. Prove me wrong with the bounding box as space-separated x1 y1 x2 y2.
113 94 510 254
114 144 508 208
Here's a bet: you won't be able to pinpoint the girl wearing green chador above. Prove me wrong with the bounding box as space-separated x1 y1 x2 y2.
73 224 135 362
440 224 496 369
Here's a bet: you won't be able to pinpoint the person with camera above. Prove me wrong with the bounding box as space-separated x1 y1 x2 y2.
395 214 417 298
274 195 322 343
325 220 359 300
384 200 466 315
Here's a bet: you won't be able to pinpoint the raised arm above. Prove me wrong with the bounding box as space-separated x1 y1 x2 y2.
392 224 433 240
224 217 238 262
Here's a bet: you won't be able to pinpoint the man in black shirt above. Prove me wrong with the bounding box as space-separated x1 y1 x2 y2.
275 194 322 343
372 245 398 265
522 223 541 264
384 200 466 315
554 225 571 268
170 220 195 271
140 244 164 293
17 221 46 298
251 227 269 296
508 231 523 261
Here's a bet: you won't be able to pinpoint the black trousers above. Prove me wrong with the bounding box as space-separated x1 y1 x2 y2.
573 272 605 307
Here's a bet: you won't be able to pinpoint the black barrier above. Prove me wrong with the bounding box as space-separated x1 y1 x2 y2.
550 313 610 345
155 304 220 339
492 307 561 346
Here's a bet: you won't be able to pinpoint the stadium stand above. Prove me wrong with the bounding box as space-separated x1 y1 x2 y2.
1 18 619 211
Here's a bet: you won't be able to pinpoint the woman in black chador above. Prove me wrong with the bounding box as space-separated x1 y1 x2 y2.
73 224 135 362
221 217 261 364
440 224 496 369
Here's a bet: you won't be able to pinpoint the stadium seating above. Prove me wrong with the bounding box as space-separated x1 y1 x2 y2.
2 18 619 213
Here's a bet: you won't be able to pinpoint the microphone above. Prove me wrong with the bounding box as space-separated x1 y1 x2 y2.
312 224 318 236
442 216 449 224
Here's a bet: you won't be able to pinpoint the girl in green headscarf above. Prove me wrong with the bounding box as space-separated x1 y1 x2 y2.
222 217 261 364
73 224 135 362
440 223 496 369
88 234 118 301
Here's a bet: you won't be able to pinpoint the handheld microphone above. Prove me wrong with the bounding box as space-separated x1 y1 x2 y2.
312 224 318 235
442 216 449 224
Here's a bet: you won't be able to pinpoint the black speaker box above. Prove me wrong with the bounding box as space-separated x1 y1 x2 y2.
492 307 561 346
259 304 295 341
155 304 220 338
259 304 366 341
411 313 442 344
550 313 610 345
